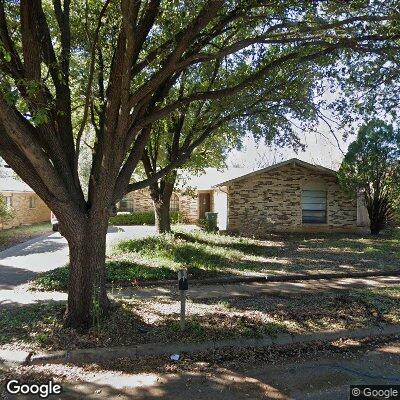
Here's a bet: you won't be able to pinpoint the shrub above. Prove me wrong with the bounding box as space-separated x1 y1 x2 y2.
0 195 13 223
170 211 183 224
198 213 219 232
109 211 183 225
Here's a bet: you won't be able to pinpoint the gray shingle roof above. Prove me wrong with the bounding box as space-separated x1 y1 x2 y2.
0 176 33 193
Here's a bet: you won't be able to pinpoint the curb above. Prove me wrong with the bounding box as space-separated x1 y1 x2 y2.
26 324 400 366
108 269 400 288
0 350 33 370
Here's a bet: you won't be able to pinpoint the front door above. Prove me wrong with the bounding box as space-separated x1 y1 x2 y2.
198 193 211 219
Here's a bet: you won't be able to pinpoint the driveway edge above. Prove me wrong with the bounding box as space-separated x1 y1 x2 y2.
26 324 400 366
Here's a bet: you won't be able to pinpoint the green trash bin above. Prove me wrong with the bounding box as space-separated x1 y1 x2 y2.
205 212 218 232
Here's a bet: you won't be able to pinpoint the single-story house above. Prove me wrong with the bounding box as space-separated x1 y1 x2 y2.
0 176 51 230
123 158 369 234
216 158 369 234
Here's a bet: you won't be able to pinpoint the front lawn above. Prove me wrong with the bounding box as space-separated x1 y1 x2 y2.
0 222 52 251
31 229 400 291
1 287 399 352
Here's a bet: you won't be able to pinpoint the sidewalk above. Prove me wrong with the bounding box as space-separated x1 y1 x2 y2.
1 275 399 309
112 275 400 301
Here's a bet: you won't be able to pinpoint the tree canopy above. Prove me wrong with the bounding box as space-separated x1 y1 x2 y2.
138 59 318 232
0 0 399 329
338 119 400 234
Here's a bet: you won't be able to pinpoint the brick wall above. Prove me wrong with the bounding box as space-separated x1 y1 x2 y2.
226 163 358 235
0 192 51 230
179 193 199 222
124 189 200 223
124 189 154 212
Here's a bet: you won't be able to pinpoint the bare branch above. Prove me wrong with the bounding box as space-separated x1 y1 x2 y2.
75 0 111 162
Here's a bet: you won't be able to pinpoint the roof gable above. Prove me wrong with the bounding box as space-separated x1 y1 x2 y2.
0 177 33 193
214 158 337 187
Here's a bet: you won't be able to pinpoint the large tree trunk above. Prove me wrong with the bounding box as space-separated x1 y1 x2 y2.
154 199 172 233
368 199 386 235
149 175 176 234
63 214 110 331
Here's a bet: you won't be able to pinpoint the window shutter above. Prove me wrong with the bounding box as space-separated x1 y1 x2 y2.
301 190 327 224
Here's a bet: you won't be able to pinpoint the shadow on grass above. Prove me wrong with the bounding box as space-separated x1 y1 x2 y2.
0 298 284 351
32 230 400 292
174 230 399 267
0 301 65 346
117 232 395 274
173 231 283 257
194 287 400 334
32 258 234 292
0 300 153 350
2 287 399 355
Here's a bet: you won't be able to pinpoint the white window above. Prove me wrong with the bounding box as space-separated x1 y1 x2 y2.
5 196 12 208
170 194 179 212
302 190 327 224
29 196 36 208
118 196 134 212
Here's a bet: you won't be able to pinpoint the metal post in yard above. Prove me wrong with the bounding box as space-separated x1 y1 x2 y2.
178 269 188 330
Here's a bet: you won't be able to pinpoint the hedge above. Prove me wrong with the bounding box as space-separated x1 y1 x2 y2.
109 211 183 225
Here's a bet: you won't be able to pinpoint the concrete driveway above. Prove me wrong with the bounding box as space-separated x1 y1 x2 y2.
0 225 175 306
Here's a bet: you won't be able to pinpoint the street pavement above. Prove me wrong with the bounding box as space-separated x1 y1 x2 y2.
8 340 400 399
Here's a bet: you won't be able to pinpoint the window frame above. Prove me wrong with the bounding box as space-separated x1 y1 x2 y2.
301 190 327 224
170 194 180 212
5 196 12 208
29 196 36 209
118 196 134 213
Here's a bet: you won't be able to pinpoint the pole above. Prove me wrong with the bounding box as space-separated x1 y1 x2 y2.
180 289 186 330
178 269 188 330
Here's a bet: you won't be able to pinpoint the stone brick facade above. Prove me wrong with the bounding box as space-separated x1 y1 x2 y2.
123 189 200 223
123 189 154 213
225 162 358 235
178 192 199 223
0 192 50 230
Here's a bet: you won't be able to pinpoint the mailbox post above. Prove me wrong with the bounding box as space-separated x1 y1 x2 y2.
178 269 188 330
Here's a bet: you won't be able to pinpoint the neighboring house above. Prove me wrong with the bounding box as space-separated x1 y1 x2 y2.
120 168 247 225
119 190 198 222
119 158 370 234
0 177 50 230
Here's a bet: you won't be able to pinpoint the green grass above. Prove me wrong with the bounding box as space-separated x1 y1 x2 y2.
33 260 175 291
0 222 51 251
31 228 400 291
0 302 63 346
